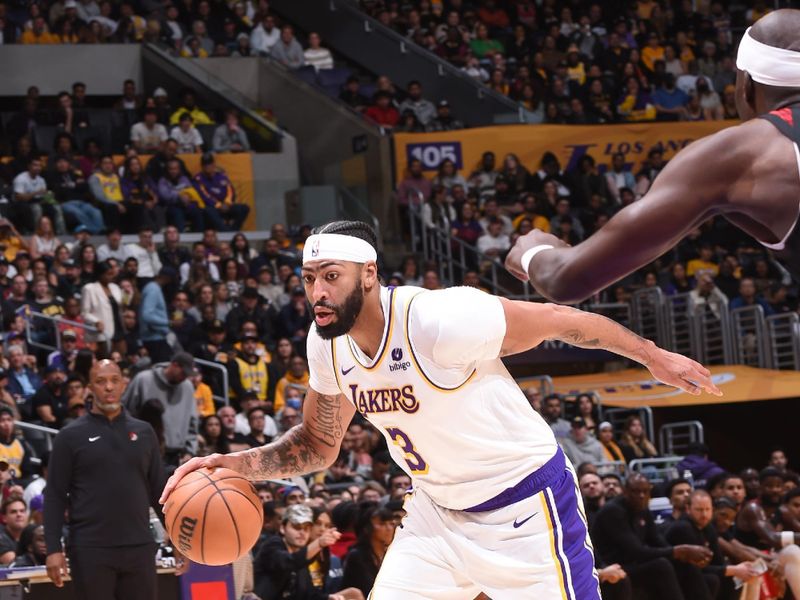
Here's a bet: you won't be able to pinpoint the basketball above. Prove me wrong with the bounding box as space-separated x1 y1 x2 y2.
164 467 263 565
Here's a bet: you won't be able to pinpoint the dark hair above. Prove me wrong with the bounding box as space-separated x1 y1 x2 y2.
666 477 692 497
354 501 394 548
1 496 25 515
760 467 783 482
16 524 42 556
784 487 800 504
312 221 377 251
544 393 561 403
331 500 359 532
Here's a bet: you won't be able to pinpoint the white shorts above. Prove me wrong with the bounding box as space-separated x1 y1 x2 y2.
370 450 601 599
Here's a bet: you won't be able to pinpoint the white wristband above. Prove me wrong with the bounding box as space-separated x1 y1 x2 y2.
520 245 555 275
781 531 795 547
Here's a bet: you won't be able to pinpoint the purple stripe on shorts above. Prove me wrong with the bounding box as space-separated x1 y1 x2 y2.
550 470 602 599
464 449 566 512
543 489 574 600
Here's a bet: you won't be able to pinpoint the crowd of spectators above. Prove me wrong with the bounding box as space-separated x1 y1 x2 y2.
359 0 764 124
1 82 253 235
0 0 765 130
396 145 798 315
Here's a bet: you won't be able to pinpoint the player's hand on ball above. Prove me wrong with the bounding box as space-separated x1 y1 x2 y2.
505 229 568 282
159 453 227 504
46 552 67 587
646 348 722 397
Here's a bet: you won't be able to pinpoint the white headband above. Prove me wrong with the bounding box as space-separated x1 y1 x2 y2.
737 27 800 88
302 233 377 264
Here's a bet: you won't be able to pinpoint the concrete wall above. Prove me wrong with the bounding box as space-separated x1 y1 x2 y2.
252 137 300 229
193 57 396 236
0 45 142 95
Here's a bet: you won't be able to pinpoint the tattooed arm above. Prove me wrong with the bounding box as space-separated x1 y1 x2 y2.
160 388 355 502
498 299 721 397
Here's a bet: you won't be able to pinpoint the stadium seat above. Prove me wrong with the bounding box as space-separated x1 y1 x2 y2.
293 65 319 87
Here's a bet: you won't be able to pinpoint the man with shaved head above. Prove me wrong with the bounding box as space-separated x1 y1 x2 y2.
508 9 800 302
43 360 173 599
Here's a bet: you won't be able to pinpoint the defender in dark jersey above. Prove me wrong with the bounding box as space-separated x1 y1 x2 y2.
506 9 800 303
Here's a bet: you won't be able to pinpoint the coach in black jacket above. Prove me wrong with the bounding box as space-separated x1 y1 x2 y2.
43 359 170 600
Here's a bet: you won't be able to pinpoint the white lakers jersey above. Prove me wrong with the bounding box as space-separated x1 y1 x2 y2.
307 285 558 510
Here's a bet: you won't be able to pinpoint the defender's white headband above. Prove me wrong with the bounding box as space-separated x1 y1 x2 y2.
302 233 377 264
737 27 800 88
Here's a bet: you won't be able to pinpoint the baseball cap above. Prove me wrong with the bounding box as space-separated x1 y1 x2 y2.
571 416 587 428
200 151 215 165
242 332 259 341
61 329 77 339
598 421 613 431
282 503 312 525
291 286 305 296
74 224 89 234
63 258 77 268
170 351 195 377
285 397 302 410
0 257 7 266
437 99 450 107
0 406 14 419
153 87 168 98
64 0 77 7
208 319 225 332
0 368 6 380
241 287 259 300
44 364 66 375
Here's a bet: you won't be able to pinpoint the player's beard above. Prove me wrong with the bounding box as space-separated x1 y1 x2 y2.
314 281 364 340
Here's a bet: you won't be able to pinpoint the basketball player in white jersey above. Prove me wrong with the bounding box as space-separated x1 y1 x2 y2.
162 221 720 599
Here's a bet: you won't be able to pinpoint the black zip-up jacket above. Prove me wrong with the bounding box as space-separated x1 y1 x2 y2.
43 409 165 554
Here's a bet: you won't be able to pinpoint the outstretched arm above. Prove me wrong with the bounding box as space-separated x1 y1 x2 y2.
499 299 721 396
160 388 354 502
505 128 742 303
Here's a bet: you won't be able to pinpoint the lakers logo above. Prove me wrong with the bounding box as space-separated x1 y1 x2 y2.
349 384 419 414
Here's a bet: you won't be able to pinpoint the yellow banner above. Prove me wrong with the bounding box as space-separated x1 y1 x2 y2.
393 121 736 183
530 366 800 408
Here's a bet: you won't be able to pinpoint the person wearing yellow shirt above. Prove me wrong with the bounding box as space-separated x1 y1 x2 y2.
0 220 28 263
641 33 665 73
192 370 215 418
88 155 126 232
565 48 586 86
273 356 309 413
20 17 58 44
686 245 719 279
512 195 550 232
228 334 269 404
169 90 213 126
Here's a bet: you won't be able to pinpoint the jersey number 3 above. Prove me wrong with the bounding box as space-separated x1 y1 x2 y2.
386 427 429 475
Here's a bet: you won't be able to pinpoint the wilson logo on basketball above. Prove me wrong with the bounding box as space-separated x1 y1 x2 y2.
177 516 198 553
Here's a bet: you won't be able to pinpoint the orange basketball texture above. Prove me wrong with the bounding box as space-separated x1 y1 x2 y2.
164 467 263 565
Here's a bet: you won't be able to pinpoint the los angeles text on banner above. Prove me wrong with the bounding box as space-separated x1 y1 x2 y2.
393 121 736 184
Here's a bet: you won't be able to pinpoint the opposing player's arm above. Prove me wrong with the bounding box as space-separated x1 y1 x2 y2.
505 127 744 303
159 388 354 503
499 298 721 396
